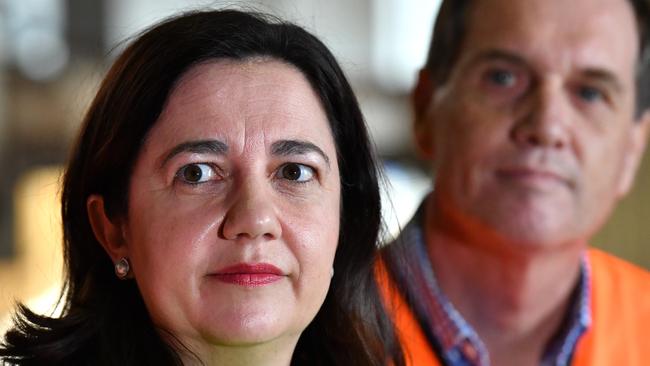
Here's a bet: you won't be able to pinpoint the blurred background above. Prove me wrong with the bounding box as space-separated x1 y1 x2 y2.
0 0 649 333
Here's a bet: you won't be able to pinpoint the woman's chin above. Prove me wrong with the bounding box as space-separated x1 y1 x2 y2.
195 311 301 347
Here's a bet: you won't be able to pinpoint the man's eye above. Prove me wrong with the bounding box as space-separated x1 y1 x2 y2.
177 163 215 184
277 163 314 182
577 86 603 103
486 69 516 87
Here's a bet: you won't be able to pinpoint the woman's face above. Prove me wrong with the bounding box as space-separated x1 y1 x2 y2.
123 60 340 351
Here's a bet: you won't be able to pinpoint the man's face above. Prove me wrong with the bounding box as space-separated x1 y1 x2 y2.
418 0 650 247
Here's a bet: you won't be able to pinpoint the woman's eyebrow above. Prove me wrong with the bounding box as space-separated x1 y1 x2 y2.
160 139 229 168
271 140 331 168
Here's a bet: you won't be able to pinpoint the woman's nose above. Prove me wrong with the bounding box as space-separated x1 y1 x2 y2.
220 181 282 242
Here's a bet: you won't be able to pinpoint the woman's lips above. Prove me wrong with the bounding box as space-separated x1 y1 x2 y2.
210 263 285 286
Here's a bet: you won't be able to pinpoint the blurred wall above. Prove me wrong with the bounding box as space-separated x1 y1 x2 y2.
594 153 650 267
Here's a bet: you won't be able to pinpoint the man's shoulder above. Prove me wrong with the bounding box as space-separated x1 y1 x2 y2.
572 249 650 362
588 248 650 313
588 248 650 286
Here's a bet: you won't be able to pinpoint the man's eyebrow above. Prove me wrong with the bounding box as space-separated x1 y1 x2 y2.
466 49 529 68
580 68 623 92
161 140 228 168
271 140 331 168
469 50 624 92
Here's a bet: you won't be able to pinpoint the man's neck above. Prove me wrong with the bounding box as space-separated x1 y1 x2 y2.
424 199 585 365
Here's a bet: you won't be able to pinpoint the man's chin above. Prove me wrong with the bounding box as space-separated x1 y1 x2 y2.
475 207 583 251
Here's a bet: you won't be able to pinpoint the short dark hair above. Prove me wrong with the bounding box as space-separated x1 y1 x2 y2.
425 0 650 117
0 9 403 365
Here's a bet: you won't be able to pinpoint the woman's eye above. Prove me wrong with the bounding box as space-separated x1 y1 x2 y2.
277 163 315 182
177 163 216 184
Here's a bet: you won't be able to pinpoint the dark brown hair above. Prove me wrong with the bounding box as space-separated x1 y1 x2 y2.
0 9 403 366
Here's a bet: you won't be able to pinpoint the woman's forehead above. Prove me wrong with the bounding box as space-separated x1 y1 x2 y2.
141 59 335 161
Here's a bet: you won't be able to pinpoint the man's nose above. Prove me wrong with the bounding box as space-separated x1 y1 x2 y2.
221 180 282 242
511 81 571 149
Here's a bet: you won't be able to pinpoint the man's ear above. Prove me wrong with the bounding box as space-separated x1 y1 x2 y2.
412 68 435 159
87 195 129 262
617 110 650 197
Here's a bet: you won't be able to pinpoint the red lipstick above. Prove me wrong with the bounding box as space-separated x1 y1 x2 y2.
211 263 284 286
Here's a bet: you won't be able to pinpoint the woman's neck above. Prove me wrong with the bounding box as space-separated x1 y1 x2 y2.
173 332 299 366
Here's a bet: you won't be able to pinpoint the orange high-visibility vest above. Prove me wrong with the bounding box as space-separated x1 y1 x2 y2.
378 248 650 366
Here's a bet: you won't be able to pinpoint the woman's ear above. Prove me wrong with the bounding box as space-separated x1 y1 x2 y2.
87 195 129 262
